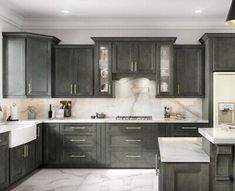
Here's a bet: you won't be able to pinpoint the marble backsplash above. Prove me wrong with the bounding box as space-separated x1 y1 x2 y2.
2 78 203 120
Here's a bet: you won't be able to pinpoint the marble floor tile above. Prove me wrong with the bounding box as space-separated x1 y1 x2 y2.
12 169 158 191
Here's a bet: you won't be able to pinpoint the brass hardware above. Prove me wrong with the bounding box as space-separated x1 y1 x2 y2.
70 126 86 130
125 139 141 142
130 62 134 72
125 127 141 130
70 155 86 158
70 84 73 95
177 84 180 95
70 139 86 142
157 84 160 94
28 83 31 94
37 127 40 137
74 84 77 94
108 84 111 94
181 127 197 130
134 62 137 72
126 155 141 158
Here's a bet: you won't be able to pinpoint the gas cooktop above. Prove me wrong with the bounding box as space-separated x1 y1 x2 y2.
115 116 152 120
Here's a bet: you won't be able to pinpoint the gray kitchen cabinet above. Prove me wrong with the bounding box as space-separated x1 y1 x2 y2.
92 40 113 97
43 123 61 166
174 45 204 97
2 32 60 98
36 124 43 167
112 41 155 74
159 162 209 191
0 133 9 190
54 45 94 97
10 141 36 184
106 123 166 168
166 123 210 137
200 34 235 71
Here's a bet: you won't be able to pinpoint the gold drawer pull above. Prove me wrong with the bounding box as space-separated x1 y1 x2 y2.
126 155 141 158
181 127 197 130
125 127 141 130
70 127 86 130
125 139 141 142
70 139 86 142
70 155 86 158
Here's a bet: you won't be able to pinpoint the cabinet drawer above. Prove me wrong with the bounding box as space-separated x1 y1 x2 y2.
108 123 163 134
108 134 158 148
0 133 8 147
109 149 155 168
61 149 97 165
63 134 96 148
61 123 96 134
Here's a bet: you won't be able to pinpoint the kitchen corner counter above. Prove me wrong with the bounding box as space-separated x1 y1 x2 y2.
158 137 210 163
199 127 235 144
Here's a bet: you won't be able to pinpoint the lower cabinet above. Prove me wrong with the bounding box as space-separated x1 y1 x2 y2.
0 133 9 190
106 123 166 168
158 162 209 191
10 141 36 184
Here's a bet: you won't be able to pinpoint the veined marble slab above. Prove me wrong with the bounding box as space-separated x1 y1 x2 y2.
199 127 235 144
158 137 210 163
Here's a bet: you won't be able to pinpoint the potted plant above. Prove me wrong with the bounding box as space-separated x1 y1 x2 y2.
24 106 37 119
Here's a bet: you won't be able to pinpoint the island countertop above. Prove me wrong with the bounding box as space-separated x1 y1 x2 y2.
199 127 235 144
158 137 210 163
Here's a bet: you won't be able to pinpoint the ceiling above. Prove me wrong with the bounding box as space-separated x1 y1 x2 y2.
0 0 231 20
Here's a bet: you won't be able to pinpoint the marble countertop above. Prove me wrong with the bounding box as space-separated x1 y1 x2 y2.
158 137 210 163
199 127 235 144
4 117 209 124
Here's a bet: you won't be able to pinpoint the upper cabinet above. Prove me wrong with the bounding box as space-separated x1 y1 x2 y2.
3 32 60 98
174 45 204 97
112 41 155 74
199 33 235 72
54 45 94 97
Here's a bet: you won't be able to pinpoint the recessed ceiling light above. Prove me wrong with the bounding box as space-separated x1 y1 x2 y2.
61 10 70 14
194 9 202 14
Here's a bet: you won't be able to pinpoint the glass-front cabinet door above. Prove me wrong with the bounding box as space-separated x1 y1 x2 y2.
94 42 113 97
156 43 174 97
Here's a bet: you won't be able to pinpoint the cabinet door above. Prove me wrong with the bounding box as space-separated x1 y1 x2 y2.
3 37 26 97
25 141 36 174
73 48 94 96
0 144 9 190
212 38 235 71
112 42 134 73
36 124 43 167
26 37 51 97
43 123 61 165
156 43 174 97
10 145 24 183
94 42 113 97
54 48 74 97
135 42 155 73
175 45 204 97
160 163 209 191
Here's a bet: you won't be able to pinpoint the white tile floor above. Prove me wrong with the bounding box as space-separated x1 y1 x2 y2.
12 169 158 191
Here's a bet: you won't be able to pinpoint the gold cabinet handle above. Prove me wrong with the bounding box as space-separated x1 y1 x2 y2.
74 84 77 94
37 127 40 137
70 126 86 130
28 83 31 94
125 139 141 142
126 155 141 158
108 84 111 94
130 62 134 72
70 155 86 158
70 139 86 142
125 127 141 130
177 84 180 95
70 84 73 95
134 62 137 72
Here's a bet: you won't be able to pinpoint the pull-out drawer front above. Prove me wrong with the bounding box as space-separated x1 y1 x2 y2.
109 149 155 168
63 134 96 148
108 134 158 148
62 149 97 165
0 133 8 147
108 123 162 134
61 123 96 134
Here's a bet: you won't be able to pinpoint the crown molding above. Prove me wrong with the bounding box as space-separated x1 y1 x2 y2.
0 5 23 29
21 17 235 30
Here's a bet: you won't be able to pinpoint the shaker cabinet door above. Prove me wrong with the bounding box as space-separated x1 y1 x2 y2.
0 144 9 190
26 37 51 97
73 48 94 96
54 48 74 97
174 45 204 97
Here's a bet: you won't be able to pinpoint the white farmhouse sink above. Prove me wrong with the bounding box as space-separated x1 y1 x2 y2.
8 124 36 148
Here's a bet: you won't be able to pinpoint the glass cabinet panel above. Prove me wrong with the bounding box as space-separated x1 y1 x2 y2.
94 42 112 97
157 43 174 96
